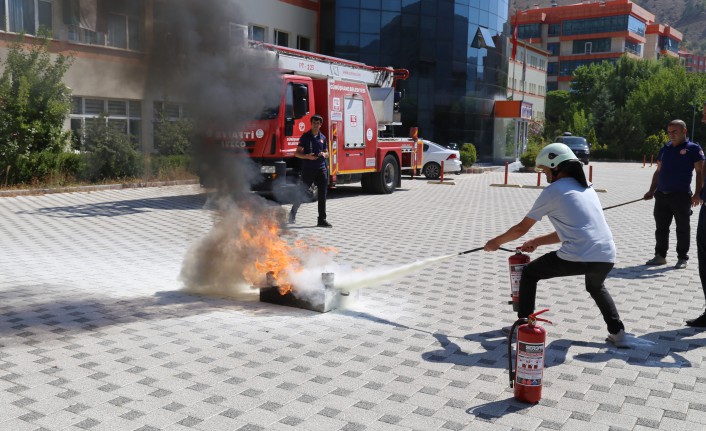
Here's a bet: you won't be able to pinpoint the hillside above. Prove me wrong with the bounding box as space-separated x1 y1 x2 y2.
511 0 706 53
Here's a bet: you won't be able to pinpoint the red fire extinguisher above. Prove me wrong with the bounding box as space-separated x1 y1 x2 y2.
508 250 530 311
507 309 552 403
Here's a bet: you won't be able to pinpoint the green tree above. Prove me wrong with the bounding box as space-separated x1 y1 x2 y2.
0 34 73 182
544 90 573 138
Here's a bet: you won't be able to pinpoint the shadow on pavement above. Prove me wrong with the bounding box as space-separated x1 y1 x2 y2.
609 264 675 279
466 399 533 422
557 327 706 368
0 286 312 344
16 193 208 218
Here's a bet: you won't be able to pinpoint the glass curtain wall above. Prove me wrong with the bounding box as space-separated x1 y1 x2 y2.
320 0 511 161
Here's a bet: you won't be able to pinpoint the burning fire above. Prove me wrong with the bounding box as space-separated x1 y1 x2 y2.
240 209 336 295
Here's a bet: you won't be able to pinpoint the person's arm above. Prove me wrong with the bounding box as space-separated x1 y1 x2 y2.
484 217 537 251
519 232 560 253
693 159 705 206
294 144 317 160
644 159 661 200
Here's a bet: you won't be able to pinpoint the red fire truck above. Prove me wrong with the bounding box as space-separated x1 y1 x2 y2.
203 43 422 198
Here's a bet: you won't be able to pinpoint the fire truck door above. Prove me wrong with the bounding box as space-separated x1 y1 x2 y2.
343 97 365 170
344 98 364 148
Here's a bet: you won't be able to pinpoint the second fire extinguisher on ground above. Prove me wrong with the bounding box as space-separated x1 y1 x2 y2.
508 250 531 312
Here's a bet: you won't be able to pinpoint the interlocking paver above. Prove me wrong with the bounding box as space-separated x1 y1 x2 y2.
1 163 705 430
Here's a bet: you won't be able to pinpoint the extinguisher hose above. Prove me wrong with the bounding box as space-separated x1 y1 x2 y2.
507 317 528 388
601 198 644 211
458 246 516 255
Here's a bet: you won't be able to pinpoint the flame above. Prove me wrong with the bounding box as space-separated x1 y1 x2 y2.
239 208 336 295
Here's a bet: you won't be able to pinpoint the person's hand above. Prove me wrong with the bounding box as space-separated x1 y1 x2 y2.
692 195 703 207
484 239 500 251
319 151 329 159
643 191 654 200
519 239 538 253
308 154 318 160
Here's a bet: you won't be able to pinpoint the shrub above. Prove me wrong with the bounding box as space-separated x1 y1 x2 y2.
80 115 141 181
460 143 477 167
153 116 195 156
145 154 194 180
641 130 667 159
520 142 543 168
2 151 82 186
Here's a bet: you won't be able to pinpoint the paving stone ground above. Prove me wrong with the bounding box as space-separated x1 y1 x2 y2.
1 162 705 431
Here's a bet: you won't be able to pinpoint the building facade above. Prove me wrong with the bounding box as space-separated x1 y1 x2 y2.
319 0 513 161
0 0 319 152
514 0 681 91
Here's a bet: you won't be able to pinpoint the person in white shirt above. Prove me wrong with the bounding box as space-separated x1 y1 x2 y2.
484 143 627 348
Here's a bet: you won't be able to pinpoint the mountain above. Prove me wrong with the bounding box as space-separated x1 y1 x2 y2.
511 0 706 54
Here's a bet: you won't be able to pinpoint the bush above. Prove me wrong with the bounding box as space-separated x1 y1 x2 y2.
80 115 141 181
2 151 82 186
520 142 543 168
154 117 195 156
145 154 194 179
0 34 73 185
460 143 477 167
641 130 667 159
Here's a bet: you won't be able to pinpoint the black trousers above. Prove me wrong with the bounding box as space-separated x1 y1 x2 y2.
653 191 692 260
518 251 624 335
694 205 706 307
290 167 328 222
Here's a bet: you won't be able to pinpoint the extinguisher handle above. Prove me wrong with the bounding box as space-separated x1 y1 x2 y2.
528 308 552 325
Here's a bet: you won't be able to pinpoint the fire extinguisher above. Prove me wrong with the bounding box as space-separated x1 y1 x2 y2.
507 309 552 404
508 250 530 312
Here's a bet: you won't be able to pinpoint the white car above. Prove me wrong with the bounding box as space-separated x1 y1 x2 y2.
421 140 462 179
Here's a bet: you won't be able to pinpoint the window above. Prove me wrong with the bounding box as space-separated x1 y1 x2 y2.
71 97 142 145
66 0 142 51
518 23 541 39
563 15 631 37
249 24 265 42
297 35 310 51
3 0 52 34
548 23 561 37
274 29 289 47
548 62 558 76
547 43 559 56
572 38 610 54
624 40 641 56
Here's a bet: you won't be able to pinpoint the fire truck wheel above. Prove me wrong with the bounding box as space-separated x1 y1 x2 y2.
423 162 441 179
373 154 398 194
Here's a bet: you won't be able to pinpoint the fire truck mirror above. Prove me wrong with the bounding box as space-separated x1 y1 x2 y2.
293 84 309 119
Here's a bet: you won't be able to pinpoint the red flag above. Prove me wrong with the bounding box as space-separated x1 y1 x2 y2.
511 17 518 61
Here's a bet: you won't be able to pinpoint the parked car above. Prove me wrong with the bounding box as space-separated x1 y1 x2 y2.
554 132 590 165
421 140 463 179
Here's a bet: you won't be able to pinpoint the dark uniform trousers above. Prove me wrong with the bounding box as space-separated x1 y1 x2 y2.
654 191 692 260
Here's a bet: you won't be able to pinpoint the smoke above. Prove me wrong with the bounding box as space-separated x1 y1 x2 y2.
147 1 286 295
148 0 280 198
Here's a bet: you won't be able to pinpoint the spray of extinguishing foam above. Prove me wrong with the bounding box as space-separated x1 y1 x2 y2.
285 253 458 305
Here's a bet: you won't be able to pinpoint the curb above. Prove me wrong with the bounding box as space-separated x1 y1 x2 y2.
0 179 200 198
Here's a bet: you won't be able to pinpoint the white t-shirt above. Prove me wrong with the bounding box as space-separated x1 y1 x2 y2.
526 177 616 263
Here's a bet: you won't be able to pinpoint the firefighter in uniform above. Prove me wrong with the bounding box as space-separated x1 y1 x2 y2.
289 114 332 228
484 143 628 347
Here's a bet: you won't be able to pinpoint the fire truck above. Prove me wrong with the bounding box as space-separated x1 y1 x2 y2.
203 43 422 198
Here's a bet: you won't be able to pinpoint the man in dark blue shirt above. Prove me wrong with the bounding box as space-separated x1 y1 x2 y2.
289 114 332 228
643 119 704 270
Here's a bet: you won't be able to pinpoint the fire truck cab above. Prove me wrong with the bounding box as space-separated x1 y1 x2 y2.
204 43 422 199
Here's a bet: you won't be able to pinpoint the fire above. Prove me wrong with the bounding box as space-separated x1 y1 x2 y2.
239 208 336 295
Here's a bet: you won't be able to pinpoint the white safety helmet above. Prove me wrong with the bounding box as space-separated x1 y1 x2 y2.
535 143 579 172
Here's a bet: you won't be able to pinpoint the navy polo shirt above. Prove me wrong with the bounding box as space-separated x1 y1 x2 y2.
298 130 328 171
657 139 704 194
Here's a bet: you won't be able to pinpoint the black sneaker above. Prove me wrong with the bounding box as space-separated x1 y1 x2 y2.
317 220 332 228
686 312 706 327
